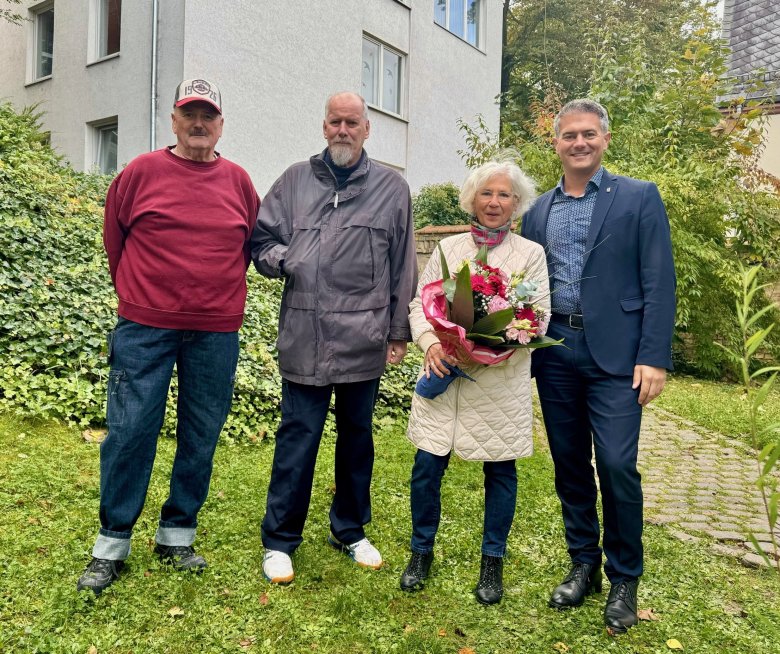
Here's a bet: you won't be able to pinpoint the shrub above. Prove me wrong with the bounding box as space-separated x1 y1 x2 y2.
412 182 470 229
0 102 420 438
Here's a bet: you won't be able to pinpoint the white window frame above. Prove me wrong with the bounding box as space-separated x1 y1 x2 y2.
433 0 484 50
361 35 406 118
87 118 119 174
88 0 121 63
27 1 54 83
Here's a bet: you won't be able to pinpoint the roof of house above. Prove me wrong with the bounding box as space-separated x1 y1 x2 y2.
722 0 780 92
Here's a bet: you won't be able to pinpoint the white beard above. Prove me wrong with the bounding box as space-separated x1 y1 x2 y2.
329 143 354 167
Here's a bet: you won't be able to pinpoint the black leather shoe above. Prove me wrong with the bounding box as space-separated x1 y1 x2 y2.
474 554 503 605
154 544 207 572
548 562 602 609
604 579 639 634
400 551 433 592
77 557 125 595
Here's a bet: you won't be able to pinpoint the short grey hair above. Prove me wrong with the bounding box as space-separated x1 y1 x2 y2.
554 99 610 136
325 92 369 121
459 153 537 219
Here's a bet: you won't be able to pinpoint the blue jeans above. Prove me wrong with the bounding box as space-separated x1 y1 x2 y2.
409 449 518 558
92 318 239 561
261 378 380 554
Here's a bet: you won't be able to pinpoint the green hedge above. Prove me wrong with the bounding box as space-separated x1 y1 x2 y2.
0 102 420 439
412 182 470 229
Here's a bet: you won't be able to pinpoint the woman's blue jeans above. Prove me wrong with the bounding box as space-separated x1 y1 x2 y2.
92 318 238 561
409 449 518 558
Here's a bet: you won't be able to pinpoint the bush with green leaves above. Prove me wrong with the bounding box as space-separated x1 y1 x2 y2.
412 182 470 229
0 102 420 437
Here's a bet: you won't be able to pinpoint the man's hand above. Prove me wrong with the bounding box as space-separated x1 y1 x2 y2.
423 343 459 379
386 340 408 365
632 365 666 407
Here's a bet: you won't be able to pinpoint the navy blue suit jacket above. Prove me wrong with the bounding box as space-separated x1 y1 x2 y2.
521 169 676 376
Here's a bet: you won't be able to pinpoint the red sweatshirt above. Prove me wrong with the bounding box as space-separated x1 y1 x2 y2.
103 148 259 331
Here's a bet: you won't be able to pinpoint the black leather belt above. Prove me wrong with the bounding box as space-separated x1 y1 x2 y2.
550 313 584 329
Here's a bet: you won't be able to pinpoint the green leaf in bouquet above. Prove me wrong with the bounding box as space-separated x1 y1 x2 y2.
502 335 564 349
467 333 506 346
451 263 474 331
475 244 489 267
442 278 457 302
471 307 515 336
438 243 451 281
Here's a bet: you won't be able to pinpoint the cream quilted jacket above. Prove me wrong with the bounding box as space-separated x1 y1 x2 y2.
407 232 550 461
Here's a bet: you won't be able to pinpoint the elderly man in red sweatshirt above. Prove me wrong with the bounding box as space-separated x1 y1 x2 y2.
77 79 259 595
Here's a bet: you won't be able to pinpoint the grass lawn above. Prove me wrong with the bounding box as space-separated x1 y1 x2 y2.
655 373 780 447
1 408 779 654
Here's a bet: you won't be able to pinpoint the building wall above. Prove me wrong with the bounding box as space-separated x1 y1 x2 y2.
759 113 780 178
0 0 501 193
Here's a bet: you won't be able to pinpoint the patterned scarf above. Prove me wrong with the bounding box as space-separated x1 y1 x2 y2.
470 218 511 249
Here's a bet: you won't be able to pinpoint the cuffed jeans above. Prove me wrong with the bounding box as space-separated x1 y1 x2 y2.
92 318 238 561
261 378 380 554
409 449 518 558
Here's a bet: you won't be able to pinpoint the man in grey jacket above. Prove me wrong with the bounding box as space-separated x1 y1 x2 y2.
251 92 417 584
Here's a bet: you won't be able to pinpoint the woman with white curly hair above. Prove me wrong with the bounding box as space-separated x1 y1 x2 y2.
400 154 550 605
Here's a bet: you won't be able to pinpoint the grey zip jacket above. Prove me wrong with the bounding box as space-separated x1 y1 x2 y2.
250 149 417 385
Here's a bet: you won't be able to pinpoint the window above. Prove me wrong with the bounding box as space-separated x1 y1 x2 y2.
434 0 482 49
89 0 121 61
98 0 121 57
89 121 118 174
30 2 54 80
361 36 404 116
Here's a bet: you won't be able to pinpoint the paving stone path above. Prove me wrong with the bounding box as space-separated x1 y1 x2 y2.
639 406 780 568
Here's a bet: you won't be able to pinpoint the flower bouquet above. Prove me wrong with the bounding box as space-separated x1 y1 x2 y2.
420 244 561 367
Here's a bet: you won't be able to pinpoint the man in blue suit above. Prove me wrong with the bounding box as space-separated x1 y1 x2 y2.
521 99 676 633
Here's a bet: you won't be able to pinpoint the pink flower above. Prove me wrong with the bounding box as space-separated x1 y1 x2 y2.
471 275 494 296
517 330 532 344
506 328 521 342
487 296 510 314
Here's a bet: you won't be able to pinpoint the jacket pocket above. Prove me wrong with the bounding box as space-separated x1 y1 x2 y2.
276 307 317 377
329 214 389 295
620 296 644 312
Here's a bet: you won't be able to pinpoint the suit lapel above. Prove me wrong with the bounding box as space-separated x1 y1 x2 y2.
583 169 618 267
533 191 555 249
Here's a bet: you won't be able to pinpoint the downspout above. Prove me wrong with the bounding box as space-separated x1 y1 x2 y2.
149 0 159 151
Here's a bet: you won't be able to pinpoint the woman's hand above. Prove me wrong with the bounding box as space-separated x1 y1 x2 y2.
424 343 459 379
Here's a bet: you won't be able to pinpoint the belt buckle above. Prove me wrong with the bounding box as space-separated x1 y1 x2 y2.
569 314 583 329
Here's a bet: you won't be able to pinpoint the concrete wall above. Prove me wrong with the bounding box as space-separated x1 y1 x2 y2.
759 113 780 178
0 0 501 194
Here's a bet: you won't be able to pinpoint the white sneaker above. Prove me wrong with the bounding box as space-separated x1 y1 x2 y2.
328 533 383 569
262 549 294 584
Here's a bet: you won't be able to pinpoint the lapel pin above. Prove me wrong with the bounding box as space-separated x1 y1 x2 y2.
606 187 611 193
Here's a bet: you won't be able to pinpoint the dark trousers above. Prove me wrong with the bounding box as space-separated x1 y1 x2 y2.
409 449 517 557
535 322 644 582
261 378 380 554
94 318 238 560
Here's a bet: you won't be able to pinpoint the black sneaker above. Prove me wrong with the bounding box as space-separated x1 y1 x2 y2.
154 544 207 572
77 557 125 595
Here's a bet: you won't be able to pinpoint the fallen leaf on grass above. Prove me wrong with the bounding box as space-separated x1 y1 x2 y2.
87 647 98 654
224 607 233 614
458 648 475 654
217 490 226 499
438 629 447 637
18 453 29 459
144 570 153 577
403 625 414 634
638 608 660 621
454 627 466 637
82 428 107 443
667 639 684 650
239 636 255 649
553 642 570 652
167 606 184 618
259 593 269 605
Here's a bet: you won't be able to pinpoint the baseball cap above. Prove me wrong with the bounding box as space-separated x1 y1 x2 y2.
174 78 222 114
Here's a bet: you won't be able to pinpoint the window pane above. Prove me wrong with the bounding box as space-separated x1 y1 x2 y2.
382 50 401 114
448 0 465 39
466 0 480 47
434 0 446 27
36 9 54 78
98 124 118 174
100 0 121 57
361 39 380 106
